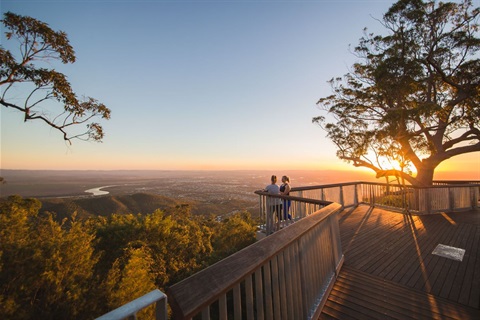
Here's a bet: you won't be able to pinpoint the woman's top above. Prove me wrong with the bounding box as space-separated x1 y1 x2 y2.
280 183 290 195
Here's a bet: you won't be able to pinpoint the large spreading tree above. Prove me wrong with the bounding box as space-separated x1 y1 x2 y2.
314 0 480 187
0 12 110 143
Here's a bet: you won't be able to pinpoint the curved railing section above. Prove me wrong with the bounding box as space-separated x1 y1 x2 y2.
287 181 479 215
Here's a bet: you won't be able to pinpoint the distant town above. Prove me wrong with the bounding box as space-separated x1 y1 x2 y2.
0 169 376 199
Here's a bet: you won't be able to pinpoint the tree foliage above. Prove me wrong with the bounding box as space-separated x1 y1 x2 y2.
0 196 258 319
0 12 111 143
0 197 97 319
105 246 157 319
314 0 480 187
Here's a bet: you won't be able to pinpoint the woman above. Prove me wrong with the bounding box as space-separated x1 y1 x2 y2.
280 175 293 223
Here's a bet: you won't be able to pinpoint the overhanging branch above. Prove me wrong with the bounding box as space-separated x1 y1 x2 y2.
341 155 418 185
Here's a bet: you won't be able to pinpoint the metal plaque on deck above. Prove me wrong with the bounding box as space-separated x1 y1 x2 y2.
432 244 465 262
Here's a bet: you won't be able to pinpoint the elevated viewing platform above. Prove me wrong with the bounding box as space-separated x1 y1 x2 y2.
97 181 480 320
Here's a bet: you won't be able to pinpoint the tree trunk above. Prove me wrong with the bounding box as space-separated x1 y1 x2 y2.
414 166 435 187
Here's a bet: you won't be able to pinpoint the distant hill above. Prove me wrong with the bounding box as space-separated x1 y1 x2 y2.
40 193 191 220
39 192 257 220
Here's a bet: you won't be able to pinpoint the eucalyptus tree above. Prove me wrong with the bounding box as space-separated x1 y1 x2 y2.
0 12 110 143
314 0 480 187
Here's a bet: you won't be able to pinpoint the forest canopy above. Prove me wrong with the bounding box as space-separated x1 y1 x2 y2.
0 195 258 319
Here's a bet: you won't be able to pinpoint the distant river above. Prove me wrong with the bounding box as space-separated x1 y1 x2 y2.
84 186 113 196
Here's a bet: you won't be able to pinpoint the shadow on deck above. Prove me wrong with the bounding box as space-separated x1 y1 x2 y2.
321 205 480 319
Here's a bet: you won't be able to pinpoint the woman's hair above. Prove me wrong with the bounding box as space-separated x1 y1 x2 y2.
271 175 277 183
282 175 290 183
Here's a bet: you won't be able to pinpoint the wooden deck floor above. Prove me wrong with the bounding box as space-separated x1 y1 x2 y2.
320 205 480 319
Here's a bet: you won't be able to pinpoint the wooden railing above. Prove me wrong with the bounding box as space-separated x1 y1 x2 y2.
254 190 333 235
288 181 479 215
167 202 344 320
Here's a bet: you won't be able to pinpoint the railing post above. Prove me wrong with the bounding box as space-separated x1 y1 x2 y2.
370 184 375 206
471 186 478 209
415 188 420 212
354 184 358 206
329 213 341 274
266 196 273 235
426 189 432 214
449 187 455 212
339 186 344 207
258 194 263 222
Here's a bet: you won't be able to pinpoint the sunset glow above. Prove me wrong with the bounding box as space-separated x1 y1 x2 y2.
0 0 478 180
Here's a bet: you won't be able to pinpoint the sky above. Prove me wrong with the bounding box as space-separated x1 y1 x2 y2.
1 0 479 179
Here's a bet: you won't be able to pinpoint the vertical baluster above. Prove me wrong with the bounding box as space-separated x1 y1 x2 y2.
277 251 288 318
233 283 242 320
270 256 281 320
219 293 227 320
291 243 303 319
284 246 294 320
255 268 264 320
201 306 209 320
245 274 254 320
298 232 309 317
263 262 273 320
156 295 168 320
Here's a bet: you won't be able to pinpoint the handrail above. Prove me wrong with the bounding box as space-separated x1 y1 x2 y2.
285 181 479 214
167 202 344 320
254 190 333 235
290 180 480 190
95 289 167 320
254 190 333 205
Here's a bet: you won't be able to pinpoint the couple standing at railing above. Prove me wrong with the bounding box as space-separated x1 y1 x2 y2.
264 175 294 232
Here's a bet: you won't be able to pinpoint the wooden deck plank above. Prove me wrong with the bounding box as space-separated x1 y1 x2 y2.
331 280 459 319
392 216 448 286
366 215 432 278
331 278 440 319
431 222 471 297
469 227 480 307
401 220 455 290
335 266 476 317
332 205 480 312
387 216 441 285
459 225 480 306
320 265 480 320
414 219 463 292
441 222 476 300
359 220 415 273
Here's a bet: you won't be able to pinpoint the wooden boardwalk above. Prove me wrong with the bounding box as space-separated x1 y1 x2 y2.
320 205 480 319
